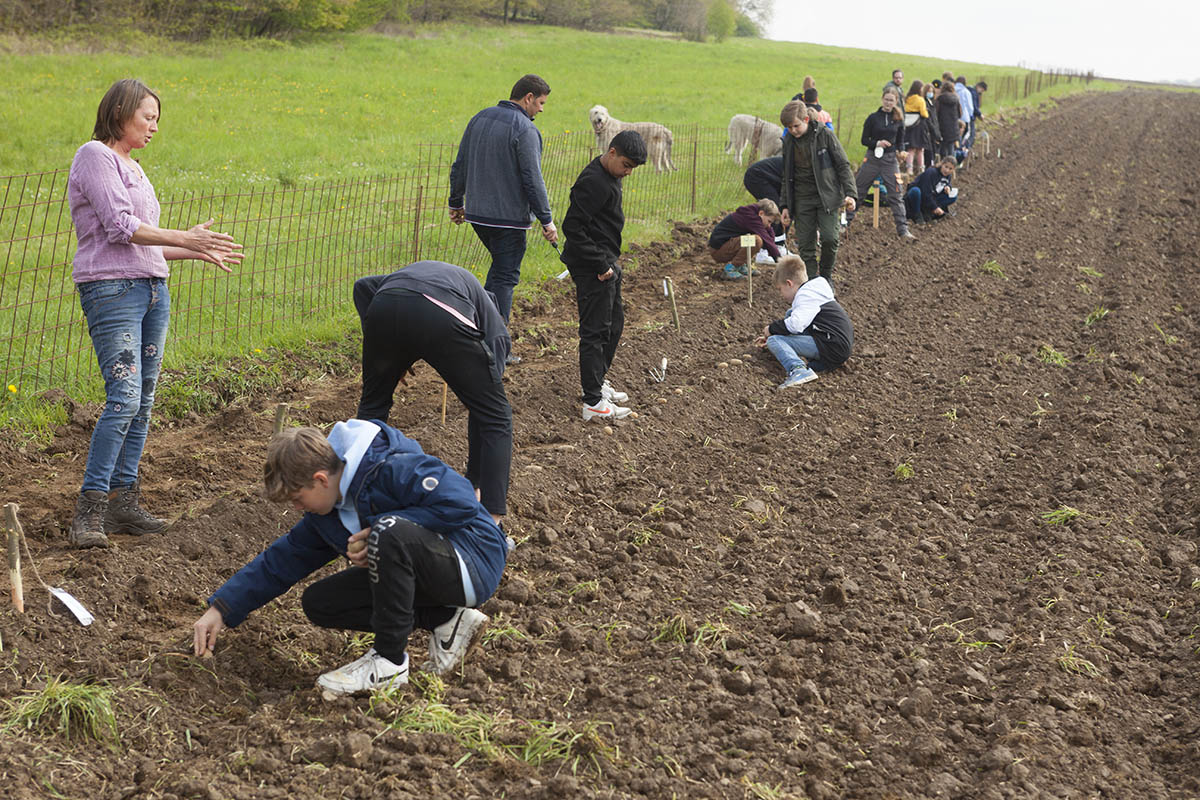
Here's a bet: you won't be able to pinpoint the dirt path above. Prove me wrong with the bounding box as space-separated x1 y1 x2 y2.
1 88 1197 800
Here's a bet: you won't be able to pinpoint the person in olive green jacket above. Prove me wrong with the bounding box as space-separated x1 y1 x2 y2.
778 100 857 282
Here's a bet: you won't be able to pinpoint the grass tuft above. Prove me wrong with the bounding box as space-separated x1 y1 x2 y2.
979 260 1007 279
1083 306 1109 326
1037 345 1069 366
894 462 915 481
4 677 121 747
1041 505 1081 525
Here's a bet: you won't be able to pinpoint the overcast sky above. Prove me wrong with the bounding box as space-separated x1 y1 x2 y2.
765 1 1199 85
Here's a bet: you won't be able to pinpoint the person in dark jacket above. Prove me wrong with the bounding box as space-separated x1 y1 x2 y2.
905 156 958 223
921 82 942 172
354 260 512 521
708 199 782 280
742 155 788 258
935 82 962 157
845 90 913 240
192 420 507 694
754 255 853 389
560 130 647 422
448 74 558 333
778 100 857 282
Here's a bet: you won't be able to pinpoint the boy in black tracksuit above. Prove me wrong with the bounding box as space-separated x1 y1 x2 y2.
560 130 648 422
353 260 512 520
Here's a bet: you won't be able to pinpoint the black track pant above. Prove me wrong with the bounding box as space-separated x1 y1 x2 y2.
357 290 512 516
301 517 464 663
571 265 624 406
846 151 908 234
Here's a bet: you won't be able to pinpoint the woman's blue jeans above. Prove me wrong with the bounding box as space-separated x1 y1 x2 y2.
766 333 822 378
77 278 170 493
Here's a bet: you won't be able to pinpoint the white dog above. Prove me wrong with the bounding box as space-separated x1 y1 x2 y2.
589 105 677 173
725 114 784 165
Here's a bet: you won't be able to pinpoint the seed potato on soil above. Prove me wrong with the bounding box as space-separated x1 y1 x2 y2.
0 89 1198 798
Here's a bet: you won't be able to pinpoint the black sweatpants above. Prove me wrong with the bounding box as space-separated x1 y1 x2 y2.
357 290 512 516
571 265 624 406
300 516 465 664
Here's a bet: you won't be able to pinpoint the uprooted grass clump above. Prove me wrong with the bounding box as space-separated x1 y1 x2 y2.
3 676 121 747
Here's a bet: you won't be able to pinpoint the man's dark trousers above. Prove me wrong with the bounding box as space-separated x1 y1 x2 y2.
357 290 512 516
471 224 527 322
571 265 624 406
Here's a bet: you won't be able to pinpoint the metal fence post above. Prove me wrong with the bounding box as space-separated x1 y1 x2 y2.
413 184 424 262
690 135 698 214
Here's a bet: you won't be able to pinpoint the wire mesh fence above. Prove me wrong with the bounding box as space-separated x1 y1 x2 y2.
0 126 746 399
0 69 1081 401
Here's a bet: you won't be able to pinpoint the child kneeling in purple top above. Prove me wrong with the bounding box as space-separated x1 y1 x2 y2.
755 255 854 389
192 419 506 695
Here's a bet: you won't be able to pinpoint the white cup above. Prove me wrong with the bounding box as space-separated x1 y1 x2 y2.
874 145 884 158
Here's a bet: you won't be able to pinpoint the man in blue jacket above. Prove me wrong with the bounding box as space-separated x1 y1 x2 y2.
192 420 507 695
449 74 558 341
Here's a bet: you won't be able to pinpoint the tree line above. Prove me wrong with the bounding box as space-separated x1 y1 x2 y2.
0 0 771 40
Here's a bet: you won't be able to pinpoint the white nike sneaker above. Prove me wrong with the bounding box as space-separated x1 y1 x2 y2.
601 380 629 403
582 398 632 422
423 607 489 675
316 648 408 695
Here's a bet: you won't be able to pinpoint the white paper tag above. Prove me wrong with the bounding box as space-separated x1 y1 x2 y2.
739 234 756 248
555 269 569 281
948 187 959 199
49 587 94 626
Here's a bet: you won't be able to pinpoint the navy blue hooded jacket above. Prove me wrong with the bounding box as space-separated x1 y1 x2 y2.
208 420 507 627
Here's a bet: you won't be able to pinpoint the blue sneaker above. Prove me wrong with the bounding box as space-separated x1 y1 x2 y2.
721 263 745 280
778 367 818 390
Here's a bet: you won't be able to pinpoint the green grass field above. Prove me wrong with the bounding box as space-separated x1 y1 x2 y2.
0 24 1107 184
0 24 1118 434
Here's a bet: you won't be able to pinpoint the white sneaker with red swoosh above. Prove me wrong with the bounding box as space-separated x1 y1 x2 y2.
583 398 632 422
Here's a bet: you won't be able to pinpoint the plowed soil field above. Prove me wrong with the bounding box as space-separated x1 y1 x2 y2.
1 88 1198 800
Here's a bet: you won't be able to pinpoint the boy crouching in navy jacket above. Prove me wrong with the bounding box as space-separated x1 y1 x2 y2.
192 419 507 695
755 255 854 389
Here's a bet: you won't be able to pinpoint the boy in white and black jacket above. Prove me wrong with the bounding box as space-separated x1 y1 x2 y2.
755 255 854 389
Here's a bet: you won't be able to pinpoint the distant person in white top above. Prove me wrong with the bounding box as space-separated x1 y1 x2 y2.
755 255 854 389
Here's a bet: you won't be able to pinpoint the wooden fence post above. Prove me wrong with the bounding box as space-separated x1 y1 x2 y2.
273 402 289 435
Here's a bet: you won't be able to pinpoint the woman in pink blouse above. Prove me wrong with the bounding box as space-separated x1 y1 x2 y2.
67 78 243 549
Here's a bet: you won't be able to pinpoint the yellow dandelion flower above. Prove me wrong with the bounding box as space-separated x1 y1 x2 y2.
7 384 16 393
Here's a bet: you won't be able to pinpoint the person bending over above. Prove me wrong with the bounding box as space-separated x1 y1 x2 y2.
193 421 506 695
354 260 512 520
707 199 782 280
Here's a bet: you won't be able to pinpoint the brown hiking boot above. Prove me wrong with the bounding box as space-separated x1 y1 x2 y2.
69 490 111 549
105 481 168 535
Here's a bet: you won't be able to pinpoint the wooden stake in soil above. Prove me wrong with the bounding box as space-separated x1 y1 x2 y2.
273 402 289 435
441 382 449 426
740 234 755 307
872 180 880 229
4 503 25 614
664 277 681 332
